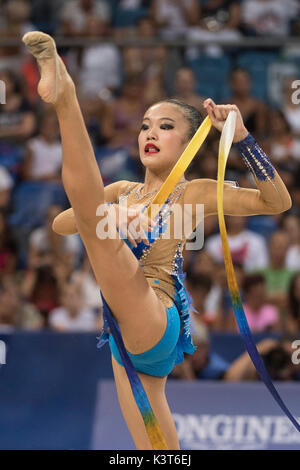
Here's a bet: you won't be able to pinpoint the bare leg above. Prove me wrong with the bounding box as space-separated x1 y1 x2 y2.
22 32 168 354
112 356 180 450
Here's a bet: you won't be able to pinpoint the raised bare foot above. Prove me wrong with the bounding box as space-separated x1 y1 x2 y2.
22 31 73 105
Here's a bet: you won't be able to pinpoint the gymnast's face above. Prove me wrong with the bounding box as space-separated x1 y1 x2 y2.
138 102 190 173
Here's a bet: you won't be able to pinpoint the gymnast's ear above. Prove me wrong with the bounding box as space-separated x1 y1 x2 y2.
52 207 78 236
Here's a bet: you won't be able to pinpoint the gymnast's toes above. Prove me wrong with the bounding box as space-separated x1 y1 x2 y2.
22 31 57 60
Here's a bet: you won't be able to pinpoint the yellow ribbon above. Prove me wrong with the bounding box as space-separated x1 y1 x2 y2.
147 116 212 218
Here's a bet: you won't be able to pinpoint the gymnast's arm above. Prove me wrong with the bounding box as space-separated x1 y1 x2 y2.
52 180 129 235
184 100 292 222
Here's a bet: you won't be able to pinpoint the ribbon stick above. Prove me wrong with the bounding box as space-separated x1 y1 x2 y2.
217 111 300 432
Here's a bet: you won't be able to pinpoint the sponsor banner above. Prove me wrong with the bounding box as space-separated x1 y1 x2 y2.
91 380 300 450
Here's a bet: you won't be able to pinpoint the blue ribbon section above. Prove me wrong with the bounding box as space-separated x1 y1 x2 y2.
234 302 300 432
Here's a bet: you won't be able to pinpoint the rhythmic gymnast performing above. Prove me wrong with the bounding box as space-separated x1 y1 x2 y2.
22 31 299 450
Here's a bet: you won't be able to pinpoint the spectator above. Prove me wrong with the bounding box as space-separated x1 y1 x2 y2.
259 231 296 313
30 0 63 34
224 337 300 381
21 262 63 323
282 76 300 138
268 109 300 167
206 216 268 271
71 254 103 313
113 0 152 33
186 250 223 317
151 0 200 39
186 271 215 326
28 205 81 270
59 0 111 36
0 0 33 72
49 282 98 331
241 0 298 37
239 274 280 333
186 0 242 58
286 272 300 334
75 17 121 100
101 75 146 158
0 278 43 331
0 69 35 141
172 67 205 112
0 211 17 282
0 166 14 210
171 326 230 380
227 68 267 138
282 214 300 271
22 109 62 182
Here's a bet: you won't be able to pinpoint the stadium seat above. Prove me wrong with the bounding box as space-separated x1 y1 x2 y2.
112 0 148 28
187 55 231 102
236 51 279 102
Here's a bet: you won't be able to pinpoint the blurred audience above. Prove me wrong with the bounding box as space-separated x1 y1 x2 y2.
22 109 62 182
268 109 300 168
206 216 268 271
282 76 300 138
241 0 298 37
28 204 81 270
0 0 33 71
71 254 103 314
224 337 300 381
0 166 13 210
151 0 199 39
101 75 146 158
186 271 215 327
59 0 111 37
0 211 17 282
258 231 297 318
186 0 242 57
286 272 300 334
0 69 36 179
49 281 98 331
172 67 205 112
239 273 280 333
227 68 267 138
0 277 43 332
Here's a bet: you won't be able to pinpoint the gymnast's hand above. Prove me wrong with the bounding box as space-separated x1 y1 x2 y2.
109 203 154 248
52 204 154 248
203 98 248 143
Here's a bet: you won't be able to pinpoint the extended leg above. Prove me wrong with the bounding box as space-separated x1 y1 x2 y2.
22 32 168 354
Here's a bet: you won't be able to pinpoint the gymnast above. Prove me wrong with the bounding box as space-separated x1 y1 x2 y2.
22 32 291 450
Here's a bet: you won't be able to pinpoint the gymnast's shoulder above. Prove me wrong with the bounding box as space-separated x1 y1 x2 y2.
104 179 139 203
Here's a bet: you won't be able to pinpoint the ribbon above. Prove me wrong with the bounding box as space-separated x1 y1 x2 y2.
217 111 300 433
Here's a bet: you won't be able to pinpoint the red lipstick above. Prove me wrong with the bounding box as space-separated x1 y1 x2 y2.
144 143 160 154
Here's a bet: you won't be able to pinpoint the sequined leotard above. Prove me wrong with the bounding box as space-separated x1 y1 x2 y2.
98 179 197 374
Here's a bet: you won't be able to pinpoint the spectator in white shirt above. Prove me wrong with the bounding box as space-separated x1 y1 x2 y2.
22 109 62 182
0 165 13 210
205 215 268 271
241 0 298 36
59 0 110 36
151 0 199 39
282 214 300 271
28 204 82 269
49 281 98 331
71 254 103 313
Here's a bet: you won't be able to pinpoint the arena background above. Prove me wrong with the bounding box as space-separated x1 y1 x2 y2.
0 0 299 450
